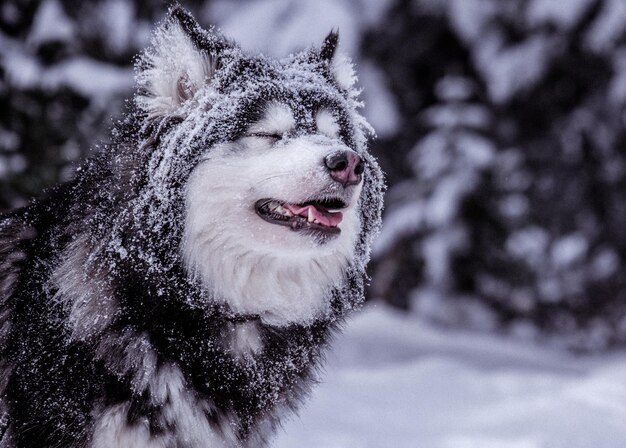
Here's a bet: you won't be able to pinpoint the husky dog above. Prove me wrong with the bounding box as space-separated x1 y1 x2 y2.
0 6 383 448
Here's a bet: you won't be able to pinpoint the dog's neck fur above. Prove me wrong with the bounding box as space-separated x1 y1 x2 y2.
182 226 351 327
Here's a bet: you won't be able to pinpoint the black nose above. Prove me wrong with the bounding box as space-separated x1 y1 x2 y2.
324 150 364 187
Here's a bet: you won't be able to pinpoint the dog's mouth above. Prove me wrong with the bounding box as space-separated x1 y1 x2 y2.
254 197 347 235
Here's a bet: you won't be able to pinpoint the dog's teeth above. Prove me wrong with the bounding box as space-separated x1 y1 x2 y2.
313 219 320 224
307 208 314 222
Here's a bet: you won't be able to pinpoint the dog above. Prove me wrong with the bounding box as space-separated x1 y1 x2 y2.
0 6 383 448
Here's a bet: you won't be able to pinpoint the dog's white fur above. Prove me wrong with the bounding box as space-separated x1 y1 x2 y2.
91 365 237 448
183 103 362 326
51 234 119 341
223 321 263 358
315 109 341 138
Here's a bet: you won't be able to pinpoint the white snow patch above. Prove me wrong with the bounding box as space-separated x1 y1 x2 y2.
590 248 619 279
474 33 555 103
0 41 41 89
506 226 550 265
28 0 75 45
44 58 133 100
358 63 400 138
274 305 626 448
435 76 475 102
586 0 626 52
0 129 19 152
1 3 19 25
372 201 424 256
448 0 496 43
608 50 626 105
526 0 592 30
0 31 132 100
207 0 390 57
498 194 530 219
550 234 588 267
422 103 490 130
97 0 135 54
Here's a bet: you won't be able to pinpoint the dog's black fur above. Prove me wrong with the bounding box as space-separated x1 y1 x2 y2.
0 6 383 448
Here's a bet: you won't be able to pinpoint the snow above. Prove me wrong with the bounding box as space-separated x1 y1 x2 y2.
371 201 423 256
590 248 619 279
0 40 40 90
608 50 626 105
95 0 136 54
474 34 555 104
434 75 475 103
506 227 550 264
498 194 530 219
0 33 132 101
586 0 626 52
0 129 19 152
526 0 592 30
27 0 75 45
551 234 588 268
448 0 496 43
44 58 133 101
207 0 388 56
275 305 626 448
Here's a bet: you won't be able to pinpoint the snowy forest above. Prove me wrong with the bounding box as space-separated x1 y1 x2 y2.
3 0 626 446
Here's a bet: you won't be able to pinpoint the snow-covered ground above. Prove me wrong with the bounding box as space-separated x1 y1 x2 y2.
275 305 626 448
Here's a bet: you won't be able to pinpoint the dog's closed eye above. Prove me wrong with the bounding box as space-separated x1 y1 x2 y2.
247 132 283 141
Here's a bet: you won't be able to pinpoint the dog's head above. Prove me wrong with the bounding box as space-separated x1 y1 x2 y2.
125 7 383 326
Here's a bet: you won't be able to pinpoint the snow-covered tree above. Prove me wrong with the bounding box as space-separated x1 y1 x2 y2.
369 0 626 349
0 0 214 209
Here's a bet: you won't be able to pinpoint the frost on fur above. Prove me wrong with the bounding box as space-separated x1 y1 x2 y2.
135 13 218 118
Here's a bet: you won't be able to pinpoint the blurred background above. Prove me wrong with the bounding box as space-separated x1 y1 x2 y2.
3 1 626 446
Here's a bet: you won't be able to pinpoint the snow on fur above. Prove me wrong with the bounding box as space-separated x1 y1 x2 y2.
135 19 218 118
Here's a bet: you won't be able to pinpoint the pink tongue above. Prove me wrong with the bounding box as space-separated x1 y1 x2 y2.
284 204 343 227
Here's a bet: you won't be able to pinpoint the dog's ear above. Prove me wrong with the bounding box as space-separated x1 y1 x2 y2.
135 5 231 118
319 30 357 92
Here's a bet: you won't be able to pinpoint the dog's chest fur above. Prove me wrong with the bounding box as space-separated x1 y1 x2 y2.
5 242 332 447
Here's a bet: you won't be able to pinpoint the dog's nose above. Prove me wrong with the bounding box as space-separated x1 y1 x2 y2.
324 150 364 187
